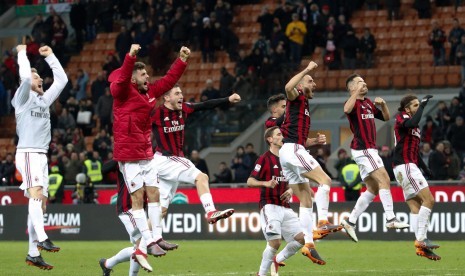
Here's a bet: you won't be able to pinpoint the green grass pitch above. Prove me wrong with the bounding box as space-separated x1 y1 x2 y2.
0 240 463 275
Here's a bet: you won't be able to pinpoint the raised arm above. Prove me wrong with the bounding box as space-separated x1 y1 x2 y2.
284 61 317 101
374 97 390 121
110 44 139 99
12 45 31 108
343 92 359 114
148 46 190 98
40 46 68 107
191 93 241 111
403 95 433 128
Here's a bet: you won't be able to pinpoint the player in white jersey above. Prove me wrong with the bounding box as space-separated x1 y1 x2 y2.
11 44 67 270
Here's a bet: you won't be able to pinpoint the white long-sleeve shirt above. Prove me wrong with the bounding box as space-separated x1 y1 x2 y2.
12 50 68 153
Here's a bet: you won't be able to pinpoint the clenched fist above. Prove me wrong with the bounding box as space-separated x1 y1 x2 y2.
374 97 386 106
16 44 27 54
306 61 318 71
39 46 53 57
228 93 241 103
129 44 141 57
179 46 191 62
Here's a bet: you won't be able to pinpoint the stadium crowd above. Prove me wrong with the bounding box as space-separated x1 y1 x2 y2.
1 0 465 194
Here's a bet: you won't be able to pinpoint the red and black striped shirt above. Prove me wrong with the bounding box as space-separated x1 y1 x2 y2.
347 98 385 150
393 112 420 165
152 103 195 157
249 151 290 210
280 90 310 146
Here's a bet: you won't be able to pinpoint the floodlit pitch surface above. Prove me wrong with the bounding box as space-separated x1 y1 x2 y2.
0 240 463 275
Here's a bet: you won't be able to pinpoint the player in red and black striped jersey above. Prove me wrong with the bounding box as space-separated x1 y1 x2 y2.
151 85 239 227
278 61 340 265
265 94 286 128
248 126 316 275
341 74 409 243
393 94 440 260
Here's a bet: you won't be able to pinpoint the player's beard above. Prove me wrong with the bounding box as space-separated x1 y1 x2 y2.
304 87 313 99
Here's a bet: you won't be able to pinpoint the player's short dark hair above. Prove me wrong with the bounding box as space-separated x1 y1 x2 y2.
267 94 286 111
133 62 146 73
264 126 279 146
398 93 418 112
345 73 360 91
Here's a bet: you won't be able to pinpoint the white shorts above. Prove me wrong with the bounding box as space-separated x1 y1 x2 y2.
16 152 49 198
351 148 384 180
393 163 429 200
153 153 201 207
279 143 319 185
118 210 142 244
260 204 301 242
119 159 159 194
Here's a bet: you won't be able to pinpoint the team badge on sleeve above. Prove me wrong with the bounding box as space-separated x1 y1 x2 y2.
254 164 261 172
403 114 410 118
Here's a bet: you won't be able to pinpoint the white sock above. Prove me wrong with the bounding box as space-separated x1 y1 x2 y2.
315 185 330 222
276 241 303 263
106 247 133 268
139 237 148 254
379 189 395 221
148 202 162 242
27 215 40 257
417 206 431 241
258 245 277 276
129 257 140 276
200 193 216 213
132 209 154 245
28 198 48 242
411 213 419 240
348 191 375 224
299 207 314 244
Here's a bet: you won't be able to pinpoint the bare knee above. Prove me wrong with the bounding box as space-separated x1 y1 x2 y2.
423 193 435 209
28 186 43 199
131 189 145 209
294 232 305 245
195 173 209 184
145 186 159 203
268 239 281 250
162 207 168 219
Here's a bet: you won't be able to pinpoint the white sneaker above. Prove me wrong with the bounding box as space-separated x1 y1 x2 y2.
385 218 410 229
132 249 153 272
341 219 358 242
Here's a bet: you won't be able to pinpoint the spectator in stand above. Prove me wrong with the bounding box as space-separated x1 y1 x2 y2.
429 20 447 66
115 25 133 63
379 145 395 181
65 96 79 119
76 99 95 136
149 24 175 74
459 80 465 105
69 0 86 52
420 142 433 171
271 42 290 74
169 8 189 50
31 14 46 44
214 0 232 27
456 35 465 83
435 100 451 134
190 150 209 177
102 53 121 75
200 79 220 101
0 153 15 186
421 115 443 144
257 6 274 40
57 108 76 133
341 27 359 70
285 13 307 69
25 36 40 66
63 151 82 185
429 141 447 180
70 128 85 153
90 72 108 103
244 143 259 175
323 32 340 70
334 148 352 179
414 0 432 19
75 69 89 101
449 97 464 122
85 0 98 42
274 1 294 33
253 32 271 58
448 18 465 65
447 116 465 165
96 87 113 133
231 146 249 183
359 28 376 68
93 129 112 160
83 151 103 185
200 17 215 63
315 148 334 179
270 21 287 50
307 3 325 51
386 0 401 20
213 161 232 183
444 141 461 180
334 14 352 46
219 67 235 98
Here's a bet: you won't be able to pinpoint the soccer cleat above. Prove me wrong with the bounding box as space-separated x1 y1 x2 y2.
99 258 112 276
416 247 441 261
206 209 235 224
132 249 153 272
341 219 358 242
147 242 166 257
157 239 178 251
313 230 329 240
37 239 60 252
270 256 285 276
385 218 410 229
25 254 53 270
315 220 343 236
301 243 326 265
415 239 440 250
